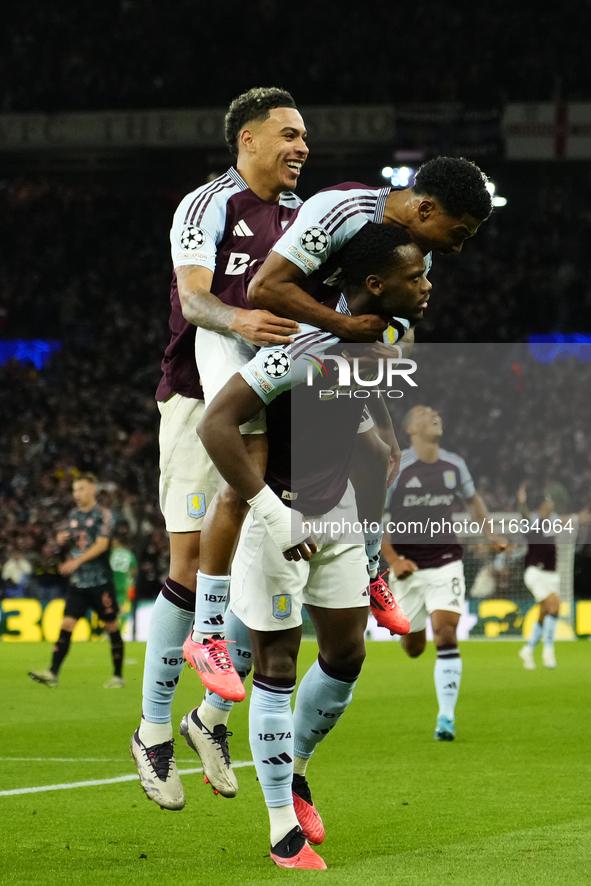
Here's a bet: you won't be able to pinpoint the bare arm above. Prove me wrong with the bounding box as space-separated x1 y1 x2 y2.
380 529 418 578
248 252 390 343
366 394 401 485
198 376 316 561
464 492 507 550
176 265 299 346
516 482 530 519
198 375 269 501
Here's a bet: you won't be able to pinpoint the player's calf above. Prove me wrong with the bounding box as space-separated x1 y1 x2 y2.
433 643 462 740
401 631 426 658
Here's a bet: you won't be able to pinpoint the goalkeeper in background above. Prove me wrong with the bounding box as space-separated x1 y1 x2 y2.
110 522 138 609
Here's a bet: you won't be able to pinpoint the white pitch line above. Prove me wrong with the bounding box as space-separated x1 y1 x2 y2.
0 758 133 763
0 757 205 763
0 761 255 797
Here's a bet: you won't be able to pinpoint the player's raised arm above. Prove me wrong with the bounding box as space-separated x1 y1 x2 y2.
464 492 507 551
177 264 299 346
363 393 401 485
248 251 388 343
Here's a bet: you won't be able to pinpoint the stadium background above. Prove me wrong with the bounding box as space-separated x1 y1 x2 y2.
2 5 591 885
2 1 591 641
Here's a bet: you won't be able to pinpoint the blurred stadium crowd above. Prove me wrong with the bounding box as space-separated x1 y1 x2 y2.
1 178 590 599
2 0 589 112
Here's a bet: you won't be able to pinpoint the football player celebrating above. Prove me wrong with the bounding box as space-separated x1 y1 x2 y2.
382 406 506 740
196 224 431 869
131 87 308 810
517 483 561 670
188 158 494 688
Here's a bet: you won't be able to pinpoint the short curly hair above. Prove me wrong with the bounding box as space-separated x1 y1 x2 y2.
224 87 297 155
414 157 492 221
338 222 414 288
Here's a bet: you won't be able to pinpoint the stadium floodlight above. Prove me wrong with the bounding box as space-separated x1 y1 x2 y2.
391 166 414 187
486 180 507 207
381 167 416 187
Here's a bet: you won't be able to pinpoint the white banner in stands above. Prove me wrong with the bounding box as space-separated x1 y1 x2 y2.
503 103 591 159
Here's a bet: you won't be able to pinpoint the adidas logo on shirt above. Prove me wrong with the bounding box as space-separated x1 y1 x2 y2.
233 219 254 237
405 476 422 488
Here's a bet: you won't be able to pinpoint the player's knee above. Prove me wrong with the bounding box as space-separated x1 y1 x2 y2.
403 637 425 658
433 627 458 648
544 593 560 617
254 646 297 682
322 638 366 679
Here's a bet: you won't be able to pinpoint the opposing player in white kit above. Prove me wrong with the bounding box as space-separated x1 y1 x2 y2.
197 224 432 869
131 87 308 809
517 483 561 670
382 406 506 740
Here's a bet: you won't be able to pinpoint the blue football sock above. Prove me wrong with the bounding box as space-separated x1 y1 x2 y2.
142 582 194 723
205 609 252 713
250 673 295 808
528 620 544 650
293 656 357 761
363 524 383 579
434 646 462 721
192 571 230 639
542 613 558 648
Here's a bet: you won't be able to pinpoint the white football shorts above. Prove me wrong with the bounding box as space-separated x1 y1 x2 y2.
230 484 369 632
195 327 266 434
389 559 465 633
158 394 220 532
524 565 560 603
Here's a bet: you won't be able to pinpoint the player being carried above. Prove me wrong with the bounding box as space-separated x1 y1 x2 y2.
29 473 124 689
196 222 432 869
381 406 506 740
517 482 562 670
187 157 495 698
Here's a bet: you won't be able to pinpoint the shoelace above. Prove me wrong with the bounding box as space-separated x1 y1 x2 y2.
145 739 175 780
370 572 394 603
209 726 234 767
205 638 235 671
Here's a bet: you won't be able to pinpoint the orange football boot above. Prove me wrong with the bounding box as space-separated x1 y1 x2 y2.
270 826 327 870
369 573 410 634
182 635 245 702
292 774 325 844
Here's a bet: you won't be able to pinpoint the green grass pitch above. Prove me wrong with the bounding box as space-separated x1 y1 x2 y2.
2 639 590 885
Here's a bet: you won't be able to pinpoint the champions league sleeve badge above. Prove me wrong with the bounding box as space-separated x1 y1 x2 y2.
263 351 291 379
179 226 206 250
299 226 331 255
